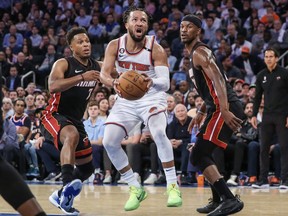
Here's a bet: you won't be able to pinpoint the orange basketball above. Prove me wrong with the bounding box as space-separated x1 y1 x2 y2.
117 70 148 100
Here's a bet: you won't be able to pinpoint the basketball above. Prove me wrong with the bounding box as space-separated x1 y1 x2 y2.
117 70 148 100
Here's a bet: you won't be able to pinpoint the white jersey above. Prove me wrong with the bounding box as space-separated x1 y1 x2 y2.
115 34 166 100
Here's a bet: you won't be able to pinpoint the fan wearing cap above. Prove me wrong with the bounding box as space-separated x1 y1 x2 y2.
233 46 265 84
180 14 245 215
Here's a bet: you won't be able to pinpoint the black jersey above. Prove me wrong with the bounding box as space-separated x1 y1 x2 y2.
189 42 239 110
43 57 100 122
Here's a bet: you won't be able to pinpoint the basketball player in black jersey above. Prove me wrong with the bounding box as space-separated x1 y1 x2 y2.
180 15 245 216
0 61 46 216
40 27 101 215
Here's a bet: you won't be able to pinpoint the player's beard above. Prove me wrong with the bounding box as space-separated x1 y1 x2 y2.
129 28 147 42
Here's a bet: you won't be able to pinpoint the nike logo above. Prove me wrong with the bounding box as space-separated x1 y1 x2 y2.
119 54 124 58
75 69 83 73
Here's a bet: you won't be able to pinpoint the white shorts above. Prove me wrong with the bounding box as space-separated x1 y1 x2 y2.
105 92 167 137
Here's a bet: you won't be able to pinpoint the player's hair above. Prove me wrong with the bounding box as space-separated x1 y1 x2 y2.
122 5 152 25
66 27 88 45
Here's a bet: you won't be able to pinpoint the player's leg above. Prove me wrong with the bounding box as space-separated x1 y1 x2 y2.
103 123 147 211
191 136 244 215
0 156 46 216
148 112 182 207
47 122 82 215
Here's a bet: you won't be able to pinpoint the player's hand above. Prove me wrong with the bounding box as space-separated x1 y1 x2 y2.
221 110 243 132
142 74 152 91
82 70 100 82
112 79 122 97
251 116 258 129
188 113 205 134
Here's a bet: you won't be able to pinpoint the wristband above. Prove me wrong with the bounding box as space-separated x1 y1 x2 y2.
80 74 84 81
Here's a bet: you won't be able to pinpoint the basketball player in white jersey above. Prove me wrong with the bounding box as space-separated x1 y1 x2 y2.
100 6 182 211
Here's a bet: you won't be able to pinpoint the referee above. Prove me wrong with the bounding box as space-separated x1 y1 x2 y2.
251 48 288 189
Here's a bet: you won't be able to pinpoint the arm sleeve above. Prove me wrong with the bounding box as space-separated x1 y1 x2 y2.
152 66 170 92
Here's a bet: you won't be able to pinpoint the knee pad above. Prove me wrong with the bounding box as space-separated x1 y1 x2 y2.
73 161 94 182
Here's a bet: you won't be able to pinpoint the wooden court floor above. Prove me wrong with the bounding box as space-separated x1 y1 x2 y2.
0 183 287 216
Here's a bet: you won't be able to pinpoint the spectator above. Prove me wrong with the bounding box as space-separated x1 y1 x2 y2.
0 51 10 77
14 52 35 77
227 102 259 186
75 7 92 28
187 94 204 118
220 55 243 83
166 94 176 125
24 94 36 122
36 44 59 87
0 116 19 167
83 101 106 184
2 25 24 49
8 90 18 103
167 104 192 185
164 46 177 73
233 46 266 84
16 86 26 99
126 125 159 185
170 57 189 92
103 13 120 42
5 65 21 91
2 97 14 119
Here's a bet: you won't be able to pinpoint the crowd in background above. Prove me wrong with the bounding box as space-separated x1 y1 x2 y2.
0 0 288 186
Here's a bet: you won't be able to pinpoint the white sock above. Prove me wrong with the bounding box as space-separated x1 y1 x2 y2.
164 166 178 187
122 169 141 188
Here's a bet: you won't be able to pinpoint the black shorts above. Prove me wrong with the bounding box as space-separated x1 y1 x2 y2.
199 100 245 149
40 112 92 159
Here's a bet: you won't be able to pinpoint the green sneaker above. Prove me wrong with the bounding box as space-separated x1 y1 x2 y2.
167 183 182 207
124 186 148 211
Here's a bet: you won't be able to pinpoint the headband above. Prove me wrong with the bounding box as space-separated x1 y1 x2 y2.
182 14 202 28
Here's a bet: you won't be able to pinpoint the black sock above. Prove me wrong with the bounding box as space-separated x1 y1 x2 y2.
213 178 235 200
35 212 47 216
210 184 221 203
61 164 74 186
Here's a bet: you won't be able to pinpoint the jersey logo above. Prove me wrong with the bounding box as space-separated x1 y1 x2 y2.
75 69 83 73
118 61 150 71
263 76 267 83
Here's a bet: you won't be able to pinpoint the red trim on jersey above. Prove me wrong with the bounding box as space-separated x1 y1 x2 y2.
43 92 61 116
125 35 147 56
41 114 61 149
116 37 121 61
75 147 92 158
203 72 219 109
104 122 129 138
202 72 226 148
150 35 155 66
